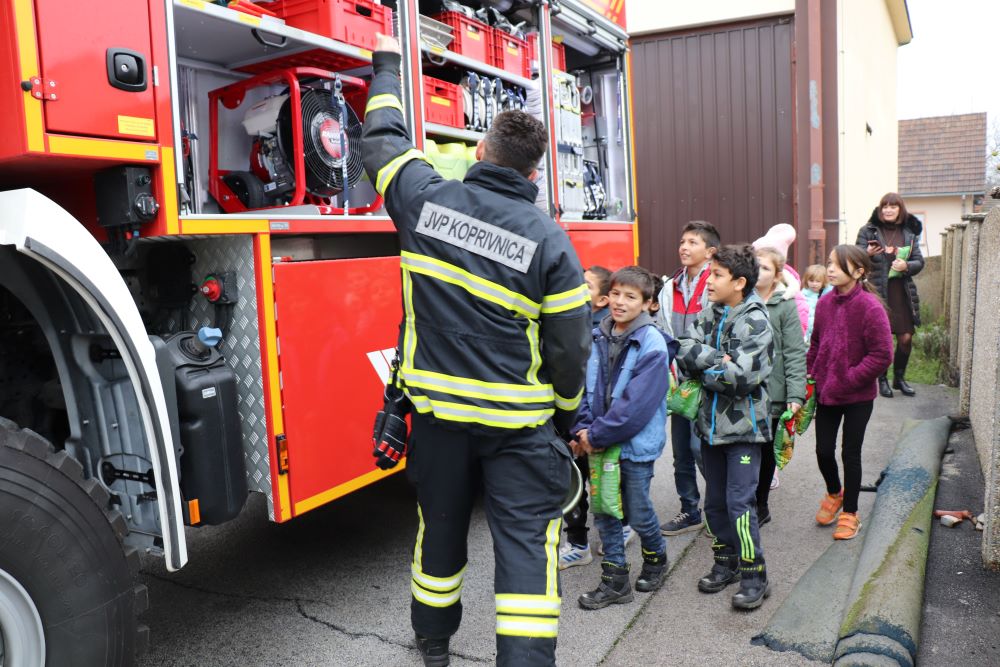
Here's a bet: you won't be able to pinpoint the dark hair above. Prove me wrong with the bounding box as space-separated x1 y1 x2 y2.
681 220 721 250
877 192 908 226
483 110 548 177
712 244 759 297
609 266 656 302
829 244 881 298
585 265 612 297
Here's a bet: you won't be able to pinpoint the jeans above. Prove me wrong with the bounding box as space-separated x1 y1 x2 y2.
671 415 704 515
593 459 666 568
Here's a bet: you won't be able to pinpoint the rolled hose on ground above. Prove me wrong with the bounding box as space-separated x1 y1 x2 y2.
752 416 953 666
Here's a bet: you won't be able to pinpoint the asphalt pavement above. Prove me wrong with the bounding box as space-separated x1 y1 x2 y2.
138 384 979 666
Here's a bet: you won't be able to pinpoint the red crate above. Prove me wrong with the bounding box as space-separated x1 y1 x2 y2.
269 0 392 51
422 76 464 128
491 30 530 77
528 33 567 72
432 11 491 64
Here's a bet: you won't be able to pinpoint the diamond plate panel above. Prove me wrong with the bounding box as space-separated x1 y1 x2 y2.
184 236 275 520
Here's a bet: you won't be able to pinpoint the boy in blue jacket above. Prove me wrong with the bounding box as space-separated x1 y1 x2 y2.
572 267 678 609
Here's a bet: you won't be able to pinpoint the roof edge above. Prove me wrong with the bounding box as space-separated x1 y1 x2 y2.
887 0 913 45
900 190 987 198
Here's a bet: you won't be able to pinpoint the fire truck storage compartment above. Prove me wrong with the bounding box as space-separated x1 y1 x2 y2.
26 0 158 141
272 255 401 510
432 10 492 64
154 330 248 525
550 11 632 222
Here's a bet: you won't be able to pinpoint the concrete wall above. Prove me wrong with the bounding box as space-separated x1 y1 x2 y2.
626 0 794 35
905 194 974 256
912 254 942 321
943 209 1000 568
837 0 903 245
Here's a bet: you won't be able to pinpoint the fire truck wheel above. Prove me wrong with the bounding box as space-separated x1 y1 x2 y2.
0 417 149 666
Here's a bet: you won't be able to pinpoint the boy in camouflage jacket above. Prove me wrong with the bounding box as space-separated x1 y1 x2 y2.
675 244 774 610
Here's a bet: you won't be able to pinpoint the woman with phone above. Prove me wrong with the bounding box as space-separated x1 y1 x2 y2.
855 192 925 397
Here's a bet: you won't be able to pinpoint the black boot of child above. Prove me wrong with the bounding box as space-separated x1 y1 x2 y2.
731 560 770 610
579 561 633 609
697 550 740 593
635 549 669 593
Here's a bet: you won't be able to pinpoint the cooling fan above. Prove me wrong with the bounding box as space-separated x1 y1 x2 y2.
209 67 381 215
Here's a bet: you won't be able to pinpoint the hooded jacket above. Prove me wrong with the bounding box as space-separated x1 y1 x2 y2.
675 294 774 445
855 209 924 326
760 283 808 417
573 314 678 462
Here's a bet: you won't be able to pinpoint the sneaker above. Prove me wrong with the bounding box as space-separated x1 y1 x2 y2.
660 511 703 535
770 471 780 490
559 542 593 570
815 491 843 526
833 512 861 540
597 524 636 556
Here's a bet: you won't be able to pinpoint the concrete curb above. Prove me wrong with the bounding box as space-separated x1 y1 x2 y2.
752 416 952 666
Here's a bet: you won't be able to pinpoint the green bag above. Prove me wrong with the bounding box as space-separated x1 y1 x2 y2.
888 243 912 279
588 445 623 519
795 379 817 434
774 409 797 470
667 374 702 421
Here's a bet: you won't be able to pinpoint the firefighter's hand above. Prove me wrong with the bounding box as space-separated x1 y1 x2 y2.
375 33 401 55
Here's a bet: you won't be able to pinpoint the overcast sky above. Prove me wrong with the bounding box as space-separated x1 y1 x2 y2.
896 0 997 122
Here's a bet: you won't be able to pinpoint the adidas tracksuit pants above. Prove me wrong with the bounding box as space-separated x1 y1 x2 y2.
406 412 571 666
701 441 765 565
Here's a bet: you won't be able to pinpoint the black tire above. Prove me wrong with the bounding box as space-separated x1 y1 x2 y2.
0 417 148 666
222 171 268 210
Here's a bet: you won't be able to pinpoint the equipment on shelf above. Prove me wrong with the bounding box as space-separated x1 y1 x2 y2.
209 67 380 215
582 159 607 220
460 71 525 132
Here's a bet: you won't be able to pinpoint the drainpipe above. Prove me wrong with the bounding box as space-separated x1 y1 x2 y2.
807 0 826 264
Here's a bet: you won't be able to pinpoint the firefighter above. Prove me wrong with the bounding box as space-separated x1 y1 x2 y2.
362 34 591 667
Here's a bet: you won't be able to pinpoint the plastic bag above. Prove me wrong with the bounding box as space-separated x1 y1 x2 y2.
774 409 797 470
588 445 623 519
888 244 912 279
667 375 702 421
795 379 817 434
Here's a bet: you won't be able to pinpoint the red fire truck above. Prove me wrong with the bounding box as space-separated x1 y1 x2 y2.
0 0 636 663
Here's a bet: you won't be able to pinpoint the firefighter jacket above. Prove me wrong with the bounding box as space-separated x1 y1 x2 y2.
361 52 592 432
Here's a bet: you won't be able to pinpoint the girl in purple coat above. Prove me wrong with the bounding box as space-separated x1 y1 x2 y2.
807 245 893 540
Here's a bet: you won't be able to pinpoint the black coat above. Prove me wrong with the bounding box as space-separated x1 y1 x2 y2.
855 209 924 327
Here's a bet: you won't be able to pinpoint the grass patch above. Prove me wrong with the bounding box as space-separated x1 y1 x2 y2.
909 311 949 385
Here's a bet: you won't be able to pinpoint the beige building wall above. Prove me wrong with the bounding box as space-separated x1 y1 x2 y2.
626 0 794 35
905 194 974 256
837 0 906 246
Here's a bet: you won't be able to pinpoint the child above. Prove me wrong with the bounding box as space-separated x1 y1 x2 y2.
753 247 807 525
808 245 892 540
655 221 721 536
585 265 612 328
675 245 774 610
801 264 833 342
752 223 809 335
561 264 635 568
573 267 676 609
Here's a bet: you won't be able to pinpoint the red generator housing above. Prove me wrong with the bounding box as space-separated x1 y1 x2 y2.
208 67 381 215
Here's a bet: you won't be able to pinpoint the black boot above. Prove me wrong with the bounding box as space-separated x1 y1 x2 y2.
579 561 633 609
635 550 669 593
731 560 770 610
415 635 450 667
893 349 916 396
697 550 740 593
878 375 894 398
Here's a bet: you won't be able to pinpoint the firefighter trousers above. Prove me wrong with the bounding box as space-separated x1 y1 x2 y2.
407 412 571 667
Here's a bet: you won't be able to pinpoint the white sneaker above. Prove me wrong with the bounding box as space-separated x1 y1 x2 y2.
597 524 636 556
770 471 780 490
559 542 593 570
